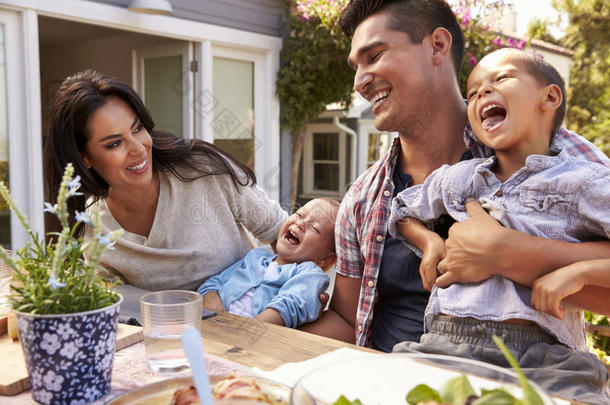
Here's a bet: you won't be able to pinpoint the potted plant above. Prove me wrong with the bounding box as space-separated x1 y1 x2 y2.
0 163 123 404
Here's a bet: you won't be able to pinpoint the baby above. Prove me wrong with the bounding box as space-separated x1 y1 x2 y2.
197 198 339 328
389 48 610 402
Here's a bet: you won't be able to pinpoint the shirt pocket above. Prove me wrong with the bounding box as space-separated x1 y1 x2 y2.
519 187 573 239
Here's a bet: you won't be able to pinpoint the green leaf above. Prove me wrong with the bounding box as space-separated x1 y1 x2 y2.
406 384 442 405
440 375 476 405
492 335 544 405
331 395 363 405
472 389 517 405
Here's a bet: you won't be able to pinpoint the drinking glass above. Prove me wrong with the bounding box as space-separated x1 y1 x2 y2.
140 290 202 374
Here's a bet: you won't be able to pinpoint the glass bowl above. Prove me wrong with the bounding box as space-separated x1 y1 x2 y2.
290 353 556 405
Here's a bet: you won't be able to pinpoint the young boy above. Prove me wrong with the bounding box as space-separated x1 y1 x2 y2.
388 48 610 402
197 198 339 328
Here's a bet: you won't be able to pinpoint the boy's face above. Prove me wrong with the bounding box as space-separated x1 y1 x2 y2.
466 50 550 154
276 199 337 266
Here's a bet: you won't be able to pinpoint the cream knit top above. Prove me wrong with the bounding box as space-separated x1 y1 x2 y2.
85 167 287 291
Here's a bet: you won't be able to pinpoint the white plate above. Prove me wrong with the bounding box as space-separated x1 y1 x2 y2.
290 353 555 405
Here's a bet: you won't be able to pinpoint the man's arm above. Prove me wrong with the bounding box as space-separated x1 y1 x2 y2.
437 201 610 308
299 273 360 343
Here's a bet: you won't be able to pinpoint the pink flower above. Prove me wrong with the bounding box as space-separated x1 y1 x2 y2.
468 53 477 67
493 37 503 47
301 12 310 21
518 40 526 50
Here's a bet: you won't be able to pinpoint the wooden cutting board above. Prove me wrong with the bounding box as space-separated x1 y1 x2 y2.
0 323 143 396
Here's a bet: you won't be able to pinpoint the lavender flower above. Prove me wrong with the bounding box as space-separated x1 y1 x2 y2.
44 202 58 215
74 211 92 225
47 273 66 290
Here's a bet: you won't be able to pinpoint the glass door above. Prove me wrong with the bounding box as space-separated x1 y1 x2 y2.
133 42 194 139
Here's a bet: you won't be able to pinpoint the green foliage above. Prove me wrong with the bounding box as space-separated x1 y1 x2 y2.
585 310 610 363
553 0 610 156
0 164 123 314
526 18 562 46
276 1 354 133
453 0 526 97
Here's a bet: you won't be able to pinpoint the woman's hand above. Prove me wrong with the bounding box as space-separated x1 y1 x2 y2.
201 291 226 312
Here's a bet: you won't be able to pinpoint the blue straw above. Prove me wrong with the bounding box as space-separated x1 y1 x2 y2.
181 327 214 405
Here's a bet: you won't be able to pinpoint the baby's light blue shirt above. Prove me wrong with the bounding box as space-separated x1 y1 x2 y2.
197 248 329 328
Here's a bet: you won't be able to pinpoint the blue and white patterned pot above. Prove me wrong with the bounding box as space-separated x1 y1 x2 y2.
16 296 122 405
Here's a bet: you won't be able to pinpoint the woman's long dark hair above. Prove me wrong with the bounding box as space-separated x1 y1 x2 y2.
44 70 256 236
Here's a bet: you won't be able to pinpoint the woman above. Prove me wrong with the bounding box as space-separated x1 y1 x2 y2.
44 70 287 292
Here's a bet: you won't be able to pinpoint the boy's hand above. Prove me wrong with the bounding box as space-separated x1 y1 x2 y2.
531 263 586 319
420 234 446 291
201 291 226 312
318 292 329 318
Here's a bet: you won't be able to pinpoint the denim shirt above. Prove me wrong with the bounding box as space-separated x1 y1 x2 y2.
197 248 329 328
389 149 610 350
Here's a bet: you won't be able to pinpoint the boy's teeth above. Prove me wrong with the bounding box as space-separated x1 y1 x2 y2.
127 160 146 171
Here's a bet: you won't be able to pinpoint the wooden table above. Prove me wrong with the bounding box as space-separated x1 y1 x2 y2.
200 311 377 370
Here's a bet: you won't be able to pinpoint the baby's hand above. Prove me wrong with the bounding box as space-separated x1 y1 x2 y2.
419 235 446 291
531 263 586 319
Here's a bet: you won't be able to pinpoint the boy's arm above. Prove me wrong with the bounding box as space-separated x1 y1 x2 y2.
438 201 610 309
397 217 445 291
531 259 610 318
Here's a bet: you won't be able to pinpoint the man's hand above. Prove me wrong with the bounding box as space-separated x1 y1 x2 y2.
201 291 225 312
318 292 329 318
436 200 505 288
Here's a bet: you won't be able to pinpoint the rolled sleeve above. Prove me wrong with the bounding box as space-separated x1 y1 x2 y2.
265 264 329 328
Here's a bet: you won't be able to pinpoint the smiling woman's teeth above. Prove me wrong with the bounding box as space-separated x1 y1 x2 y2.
127 160 146 171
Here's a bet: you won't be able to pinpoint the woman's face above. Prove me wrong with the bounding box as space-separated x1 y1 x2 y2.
82 96 154 192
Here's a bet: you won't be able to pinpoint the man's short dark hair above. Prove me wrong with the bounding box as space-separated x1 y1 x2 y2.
340 0 465 82
514 50 567 136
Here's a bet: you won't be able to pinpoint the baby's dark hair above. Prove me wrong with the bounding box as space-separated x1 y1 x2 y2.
508 49 566 136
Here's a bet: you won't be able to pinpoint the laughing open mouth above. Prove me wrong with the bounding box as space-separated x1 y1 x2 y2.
285 230 300 245
480 104 507 131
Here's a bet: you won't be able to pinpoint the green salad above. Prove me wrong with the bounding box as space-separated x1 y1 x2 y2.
332 336 544 405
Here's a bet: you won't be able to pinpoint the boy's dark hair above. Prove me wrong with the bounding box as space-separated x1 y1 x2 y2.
339 0 465 82
515 50 566 136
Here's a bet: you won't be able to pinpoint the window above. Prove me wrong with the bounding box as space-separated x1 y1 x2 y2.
302 123 353 198
367 131 393 168
212 57 254 170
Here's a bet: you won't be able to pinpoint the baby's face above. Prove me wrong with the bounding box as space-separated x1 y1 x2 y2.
275 199 337 265
466 50 548 154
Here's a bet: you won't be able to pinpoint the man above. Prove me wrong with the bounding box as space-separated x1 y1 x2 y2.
301 0 610 363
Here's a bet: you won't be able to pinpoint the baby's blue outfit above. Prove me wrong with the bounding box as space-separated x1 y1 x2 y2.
389 149 610 351
197 248 329 328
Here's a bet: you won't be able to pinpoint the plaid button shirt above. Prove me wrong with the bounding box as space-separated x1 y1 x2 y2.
336 125 610 347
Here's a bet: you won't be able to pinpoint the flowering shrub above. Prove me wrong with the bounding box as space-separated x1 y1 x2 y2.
0 163 122 314
452 0 527 96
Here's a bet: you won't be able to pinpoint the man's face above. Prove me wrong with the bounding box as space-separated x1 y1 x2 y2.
347 11 431 133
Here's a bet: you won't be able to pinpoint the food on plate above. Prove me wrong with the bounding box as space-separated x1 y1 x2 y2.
170 375 288 405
